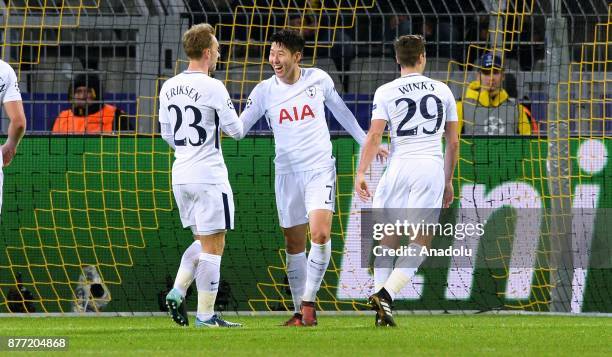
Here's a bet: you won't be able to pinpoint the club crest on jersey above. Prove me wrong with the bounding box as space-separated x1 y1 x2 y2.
245 97 253 109
226 98 235 110
305 86 316 98
279 104 315 124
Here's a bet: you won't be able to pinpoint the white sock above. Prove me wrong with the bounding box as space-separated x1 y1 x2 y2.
286 251 307 313
373 245 394 292
383 243 426 300
195 252 221 321
173 240 201 297
302 240 331 303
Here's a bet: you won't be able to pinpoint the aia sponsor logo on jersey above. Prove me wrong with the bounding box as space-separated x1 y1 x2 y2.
279 104 315 124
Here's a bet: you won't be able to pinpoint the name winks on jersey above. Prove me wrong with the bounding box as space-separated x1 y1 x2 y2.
165 85 202 102
398 82 435 95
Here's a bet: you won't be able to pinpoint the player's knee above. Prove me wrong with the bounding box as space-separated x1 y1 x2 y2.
198 232 226 255
212 241 226 255
213 237 226 254
285 236 306 254
309 228 330 244
283 225 307 253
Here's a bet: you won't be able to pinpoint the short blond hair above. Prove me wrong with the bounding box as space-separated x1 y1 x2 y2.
182 23 215 60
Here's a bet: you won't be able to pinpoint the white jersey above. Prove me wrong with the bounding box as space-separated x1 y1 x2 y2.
240 67 366 174
0 60 22 104
372 73 458 163
0 60 22 217
158 71 243 184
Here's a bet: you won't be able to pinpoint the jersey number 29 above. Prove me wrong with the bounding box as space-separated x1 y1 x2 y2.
395 94 443 137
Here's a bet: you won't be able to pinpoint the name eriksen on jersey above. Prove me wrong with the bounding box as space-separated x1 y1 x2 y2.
398 82 435 95
165 85 202 102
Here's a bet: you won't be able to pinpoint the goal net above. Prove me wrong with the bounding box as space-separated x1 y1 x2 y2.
0 0 609 314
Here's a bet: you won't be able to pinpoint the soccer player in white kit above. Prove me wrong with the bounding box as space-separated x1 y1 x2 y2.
240 29 387 326
160 24 242 328
355 35 459 327
0 60 27 219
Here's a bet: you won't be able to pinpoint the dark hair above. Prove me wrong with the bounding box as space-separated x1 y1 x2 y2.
70 73 102 100
270 28 305 54
69 72 104 115
394 34 426 67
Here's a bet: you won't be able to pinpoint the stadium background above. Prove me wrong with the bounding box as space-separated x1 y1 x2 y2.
0 0 610 314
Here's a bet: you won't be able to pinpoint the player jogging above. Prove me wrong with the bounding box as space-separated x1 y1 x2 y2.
160 23 243 328
0 60 27 219
355 35 459 327
240 29 387 326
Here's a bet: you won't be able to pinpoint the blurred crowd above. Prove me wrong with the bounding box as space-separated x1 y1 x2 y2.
184 0 549 71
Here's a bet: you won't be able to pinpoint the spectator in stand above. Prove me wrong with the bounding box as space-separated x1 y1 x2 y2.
52 73 133 134
457 53 537 135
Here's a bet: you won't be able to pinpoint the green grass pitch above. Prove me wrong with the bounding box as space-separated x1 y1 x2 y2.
1 315 610 356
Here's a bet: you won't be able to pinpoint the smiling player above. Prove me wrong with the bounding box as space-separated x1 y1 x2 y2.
240 29 387 326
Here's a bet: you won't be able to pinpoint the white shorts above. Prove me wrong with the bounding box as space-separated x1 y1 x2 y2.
172 182 234 236
373 158 444 209
275 166 336 228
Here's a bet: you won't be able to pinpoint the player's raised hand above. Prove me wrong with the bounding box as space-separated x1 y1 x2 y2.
443 182 454 208
1 142 17 167
355 172 371 202
376 145 389 163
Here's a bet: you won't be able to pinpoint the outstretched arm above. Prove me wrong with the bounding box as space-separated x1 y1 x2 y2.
325 88 367 145
214 83 244 140
238 87 266 139
443 91 460 208
443 121 459 208
324 76 388 159
1 67 26 167
355 119 387 202
2 100 27 167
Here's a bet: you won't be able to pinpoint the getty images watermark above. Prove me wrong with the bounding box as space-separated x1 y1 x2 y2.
360 208 489 268
359 208 612 269
371 219 485 258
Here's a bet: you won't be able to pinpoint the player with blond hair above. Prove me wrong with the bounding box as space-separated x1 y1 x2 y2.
160 23 243 328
